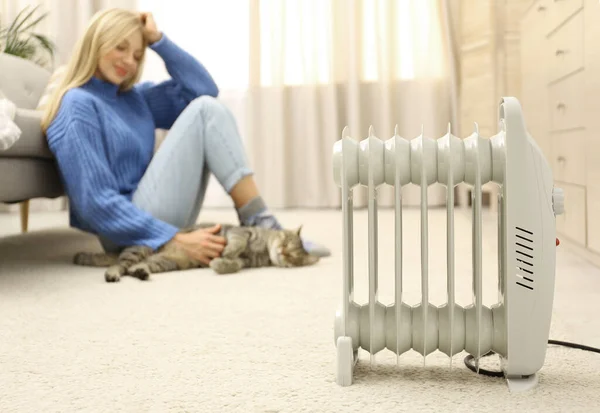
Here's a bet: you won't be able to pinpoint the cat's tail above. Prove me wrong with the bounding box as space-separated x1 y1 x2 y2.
73 252 118 267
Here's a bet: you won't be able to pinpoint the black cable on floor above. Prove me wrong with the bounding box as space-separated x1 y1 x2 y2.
463 339 600 377
547 339 600 353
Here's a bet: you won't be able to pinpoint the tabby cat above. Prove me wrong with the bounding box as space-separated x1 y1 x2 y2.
74 223 320 282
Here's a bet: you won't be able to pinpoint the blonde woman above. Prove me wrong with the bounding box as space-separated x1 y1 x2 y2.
42 8 330 265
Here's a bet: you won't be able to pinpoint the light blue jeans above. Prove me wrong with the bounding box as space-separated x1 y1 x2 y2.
100 96 253 252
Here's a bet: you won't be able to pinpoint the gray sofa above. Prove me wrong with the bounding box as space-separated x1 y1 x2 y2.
0 53 65 232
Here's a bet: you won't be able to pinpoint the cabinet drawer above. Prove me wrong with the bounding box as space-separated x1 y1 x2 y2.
544 0 583 35
555 183 586 245
587 186 600 253
551 130 586 185
547 10 583 82
548 71 585 131
523 0 550 35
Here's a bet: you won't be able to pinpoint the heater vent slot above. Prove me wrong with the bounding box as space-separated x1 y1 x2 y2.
517 250 533 259
517 258 533 267
516 282 534 291
516 242 533 251
516 226 533 236
519 267 533 275
516 234 533 243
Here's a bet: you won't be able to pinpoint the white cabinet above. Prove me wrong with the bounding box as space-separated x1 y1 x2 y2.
583 0 600 255
521 0 600 254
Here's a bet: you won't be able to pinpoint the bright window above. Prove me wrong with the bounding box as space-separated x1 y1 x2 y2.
138 0 250 89
137 0 445 88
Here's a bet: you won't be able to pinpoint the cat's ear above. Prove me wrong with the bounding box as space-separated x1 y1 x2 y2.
296 225 303 236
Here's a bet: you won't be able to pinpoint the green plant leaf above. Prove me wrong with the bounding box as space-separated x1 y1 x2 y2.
0 5 54 67
34 56 49 67
4 38 36 60
7 6 32 33
31 33 55 57
8 5 40 34
19 12 49 34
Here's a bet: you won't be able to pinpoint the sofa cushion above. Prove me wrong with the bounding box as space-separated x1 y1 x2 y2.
0 53 51 110
0 108 53 160
0 158 63 203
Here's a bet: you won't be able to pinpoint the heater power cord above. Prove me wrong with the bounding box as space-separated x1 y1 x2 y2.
464 339 600 378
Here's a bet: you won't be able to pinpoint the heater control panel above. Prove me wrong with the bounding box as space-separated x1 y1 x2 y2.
552 187 564 216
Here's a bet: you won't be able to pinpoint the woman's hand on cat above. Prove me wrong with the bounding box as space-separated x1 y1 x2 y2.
173 224 226 265
140 12 162 45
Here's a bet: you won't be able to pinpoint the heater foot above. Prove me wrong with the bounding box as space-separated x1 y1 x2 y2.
336 336 356 386
506 373 539 393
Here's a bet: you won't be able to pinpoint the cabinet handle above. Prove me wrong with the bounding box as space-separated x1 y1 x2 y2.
555 49 567 57
538 5 546 11
557 156 566 162
557 102 566 110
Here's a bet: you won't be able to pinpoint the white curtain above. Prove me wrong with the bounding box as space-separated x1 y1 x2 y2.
250 0 456 208
138 0 458 209
1 0 458 212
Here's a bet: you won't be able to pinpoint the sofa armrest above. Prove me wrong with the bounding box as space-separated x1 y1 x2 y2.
1 108 53 159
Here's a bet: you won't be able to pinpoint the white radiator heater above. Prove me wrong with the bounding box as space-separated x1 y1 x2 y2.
332 97 564 392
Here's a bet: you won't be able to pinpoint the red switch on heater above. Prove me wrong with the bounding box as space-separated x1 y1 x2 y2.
556 238 560 246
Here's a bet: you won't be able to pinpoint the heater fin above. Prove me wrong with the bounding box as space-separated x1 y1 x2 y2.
340 126 355 339
472 122 483 373
420 126 429 366
394 125 403 367
367 126 380 368
446 123 455 369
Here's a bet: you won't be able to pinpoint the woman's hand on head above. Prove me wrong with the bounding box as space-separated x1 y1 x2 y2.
140 12 162 45
172 224 227 265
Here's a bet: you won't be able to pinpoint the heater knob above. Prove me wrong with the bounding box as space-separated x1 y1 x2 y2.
553 187 565 216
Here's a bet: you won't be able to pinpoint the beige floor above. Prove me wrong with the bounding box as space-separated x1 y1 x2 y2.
1 207 599 413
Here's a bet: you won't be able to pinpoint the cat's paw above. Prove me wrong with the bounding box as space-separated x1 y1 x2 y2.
209 258 226 274
73 252 91 266
128 263 151 281
209 258 241 275
104 267 122 283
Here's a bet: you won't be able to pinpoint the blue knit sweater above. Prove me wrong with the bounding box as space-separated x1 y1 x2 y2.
46 34 219 250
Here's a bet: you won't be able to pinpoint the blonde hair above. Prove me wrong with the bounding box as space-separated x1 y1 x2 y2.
41 8 147 133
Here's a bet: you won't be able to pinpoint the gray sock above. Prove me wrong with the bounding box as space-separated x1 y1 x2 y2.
237 196 283 229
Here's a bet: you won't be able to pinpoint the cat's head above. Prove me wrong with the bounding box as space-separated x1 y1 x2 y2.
270 226 320 268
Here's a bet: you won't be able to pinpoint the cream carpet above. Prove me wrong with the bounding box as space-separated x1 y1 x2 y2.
1 208 599 413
